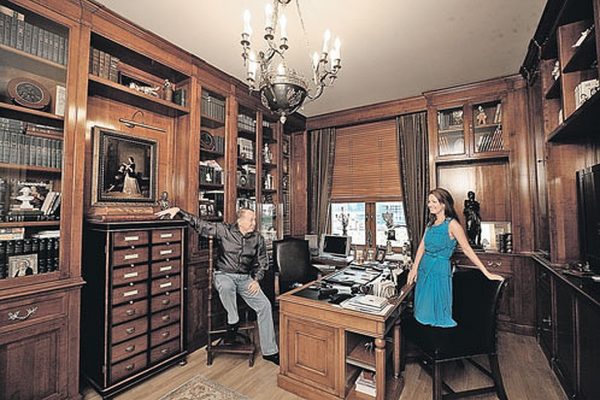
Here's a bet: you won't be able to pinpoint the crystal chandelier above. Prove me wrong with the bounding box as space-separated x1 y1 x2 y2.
241 0 342 123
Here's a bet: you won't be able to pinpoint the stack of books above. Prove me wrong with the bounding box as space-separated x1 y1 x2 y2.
355 370 376 397
341 294 391 315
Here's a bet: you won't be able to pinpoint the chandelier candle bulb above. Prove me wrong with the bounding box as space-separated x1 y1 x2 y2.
279 14 287 40
322 29 331 55
243 10 252 36
265 4 274 30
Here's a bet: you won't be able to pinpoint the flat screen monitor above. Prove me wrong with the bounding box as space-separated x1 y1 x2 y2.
320 235 351 257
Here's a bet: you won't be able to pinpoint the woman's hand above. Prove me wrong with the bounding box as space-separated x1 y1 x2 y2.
485 271 504 281
154 207 180 219
407 267 418 285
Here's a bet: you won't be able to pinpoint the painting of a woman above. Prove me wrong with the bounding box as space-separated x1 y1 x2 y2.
122 156 141 195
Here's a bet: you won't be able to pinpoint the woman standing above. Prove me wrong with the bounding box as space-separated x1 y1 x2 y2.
122 156 141 195
407 188 503 327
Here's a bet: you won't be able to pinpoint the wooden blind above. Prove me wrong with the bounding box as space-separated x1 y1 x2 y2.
331 120 402 201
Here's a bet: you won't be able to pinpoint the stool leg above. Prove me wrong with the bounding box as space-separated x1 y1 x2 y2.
489 354 508 400
433 361 442 400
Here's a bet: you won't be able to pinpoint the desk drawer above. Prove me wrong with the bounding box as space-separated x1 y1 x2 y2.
110 352 147 384
112 264 149 286
151 275 181 296
111 334 148 363
112 282 148 306
151 323 180 347
150 338 180 364
112 317 148 344
113 247 149 267
112 300 148 325
152 229 181 244
113 231 149 248
0 292 66 331
151 243 181 261
151 307 180 330
151 260 181 278
151 291 181 313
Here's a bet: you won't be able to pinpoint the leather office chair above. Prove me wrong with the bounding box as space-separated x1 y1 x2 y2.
273 238 320 295
206 237 256 366
402 269 509 400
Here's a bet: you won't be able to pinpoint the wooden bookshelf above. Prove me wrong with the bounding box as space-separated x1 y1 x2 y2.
200 115 225 129
0 221 60 228
563 27 597 73
0 102 64 122
545 78 562 99
547 90 600 142
0 162 62 173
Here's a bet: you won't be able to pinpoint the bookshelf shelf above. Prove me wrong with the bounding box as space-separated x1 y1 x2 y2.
435 152 509 165
547 90 600 142
0 221 60 228
474 123 502 130
200 149 224 158
0 102 64 123
0 43 66 71
0 163 61 173
0 44 66 83
238 157 255 165
545 78 562 99
237 127 256 140
263 163 277 169
200 183 224 190
563 27 597 73
88 74 190 117
200 115 225 129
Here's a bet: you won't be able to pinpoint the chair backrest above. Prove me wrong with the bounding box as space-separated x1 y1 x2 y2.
273 238 318 293
452 269 508 352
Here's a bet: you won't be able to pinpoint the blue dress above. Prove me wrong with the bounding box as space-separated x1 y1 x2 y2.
414 218 457 327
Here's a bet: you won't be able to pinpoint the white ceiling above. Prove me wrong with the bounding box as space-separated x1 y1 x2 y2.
95 0 546 117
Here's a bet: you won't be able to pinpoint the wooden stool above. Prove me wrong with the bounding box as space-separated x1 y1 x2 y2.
206 236 256 366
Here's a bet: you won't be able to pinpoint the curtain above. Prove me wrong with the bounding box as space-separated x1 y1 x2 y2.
308 128 336 237
396 112 429 255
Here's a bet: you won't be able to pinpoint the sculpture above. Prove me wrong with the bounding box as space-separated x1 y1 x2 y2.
463 191 482 248
17 187 34 209
382 206 397 254
158 191 171 218
476 106 487 125
336 207 349 236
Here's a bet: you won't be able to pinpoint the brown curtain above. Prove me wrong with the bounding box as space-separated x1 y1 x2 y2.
396 112 429 255
308 128 336 237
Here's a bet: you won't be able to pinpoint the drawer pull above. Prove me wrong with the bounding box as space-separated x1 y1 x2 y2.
125 345 136 352
161 299 171 306
8 306 39 321
160 233 173 239
161 315 171 322
123 272 139 279
123 290 139 297
161 331 171 338
160 250 173 255
124 254 139 260
160 265 173 272
124 236 140 241
160 348 169 355
125 363 135 371
126 309 136 316
160 282 172 289
125 327 136 334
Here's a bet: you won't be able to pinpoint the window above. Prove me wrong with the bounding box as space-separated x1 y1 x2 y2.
375 202 408 247
331 202 366 245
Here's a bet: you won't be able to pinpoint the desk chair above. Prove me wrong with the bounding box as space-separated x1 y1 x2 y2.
206 237 256 366
273 238 320 295
402 269 509 400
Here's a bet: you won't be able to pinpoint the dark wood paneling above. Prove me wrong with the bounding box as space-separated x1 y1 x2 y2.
290 131 308 236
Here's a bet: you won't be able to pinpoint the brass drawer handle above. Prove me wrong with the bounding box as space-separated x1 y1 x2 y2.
160 249 173 255
160 233 173 239
125 363 135 371
162 299 171 306
160 265 173 272
125 327 136 334
161 315 170 322
159 282 172 289
124 253 140 260
124 235 140 241
123 271 139 279
161 331 170 338
125 345 136 352
8 306 39 321
126 309 136 316
123 289 139 297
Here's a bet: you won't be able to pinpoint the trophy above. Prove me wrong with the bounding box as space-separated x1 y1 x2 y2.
335 207 349 236
382 206 397 255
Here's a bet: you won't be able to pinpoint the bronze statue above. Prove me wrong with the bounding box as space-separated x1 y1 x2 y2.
463 191 482 248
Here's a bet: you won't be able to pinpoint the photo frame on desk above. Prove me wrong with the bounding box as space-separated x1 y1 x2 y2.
375 247 386 263
91 127 157 205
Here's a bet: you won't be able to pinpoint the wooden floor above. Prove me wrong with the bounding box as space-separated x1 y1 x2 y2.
82 332 566 400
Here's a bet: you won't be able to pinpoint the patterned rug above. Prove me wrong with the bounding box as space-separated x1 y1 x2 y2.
159 375 248 400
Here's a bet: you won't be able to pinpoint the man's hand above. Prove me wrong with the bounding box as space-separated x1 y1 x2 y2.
154 207 180 219
248 280 261 296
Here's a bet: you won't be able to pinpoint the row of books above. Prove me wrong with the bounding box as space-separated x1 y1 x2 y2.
0 236 60 279
237 113 256 133
0 117 63 137
475 127 504 152
201 92 226 123
89 47 120 82
0 5 68 65
0 129 63 168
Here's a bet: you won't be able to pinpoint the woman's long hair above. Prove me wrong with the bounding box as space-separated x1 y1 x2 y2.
427 188 460 226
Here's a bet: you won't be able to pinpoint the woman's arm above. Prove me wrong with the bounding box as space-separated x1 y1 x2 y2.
449 220 503 281
407 236 426 285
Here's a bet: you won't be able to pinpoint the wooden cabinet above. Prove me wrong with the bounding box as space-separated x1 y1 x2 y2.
578 295 600 400
554 277 577 398
81 220 187 399
536 264 553 361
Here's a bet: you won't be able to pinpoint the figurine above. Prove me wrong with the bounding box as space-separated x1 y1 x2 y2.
382 206 397 254
163 79 173 102
128 82 160 97
263 143 272 164
158 191 171 218
16 187 34 209
463 191 482 248
336 207 349 236
476 106 487 125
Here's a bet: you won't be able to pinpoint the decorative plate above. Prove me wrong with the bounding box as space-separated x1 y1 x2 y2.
200 130 215 151
7 77 51 110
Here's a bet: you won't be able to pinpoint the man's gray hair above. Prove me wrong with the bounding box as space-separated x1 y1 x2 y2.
237 208 254 220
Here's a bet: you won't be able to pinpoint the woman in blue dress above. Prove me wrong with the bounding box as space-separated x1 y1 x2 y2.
407 188 503 327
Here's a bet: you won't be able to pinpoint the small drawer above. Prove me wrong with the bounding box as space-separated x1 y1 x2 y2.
151 307 180 330
151 275 181 296
112 264 149 287
151 322 180 347
111 317 148 344
113 230 149 248
0 292 66 331
151 243 181 261
151 290 181 313
150 338 180 364
110 352 147 384
112 300 148 325
152 229 181 244
113 247 149 267
151 259 181 278
111 334 148 363
112 282 148 306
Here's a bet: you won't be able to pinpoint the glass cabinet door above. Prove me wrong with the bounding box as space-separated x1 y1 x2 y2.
472 100 505 153
437 107 465 156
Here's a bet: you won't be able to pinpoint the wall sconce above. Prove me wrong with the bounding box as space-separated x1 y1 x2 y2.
119 110 166 133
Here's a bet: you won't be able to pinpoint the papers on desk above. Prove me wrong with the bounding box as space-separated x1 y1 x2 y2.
313 263 336 273
340 294 393 315
324 269 381 286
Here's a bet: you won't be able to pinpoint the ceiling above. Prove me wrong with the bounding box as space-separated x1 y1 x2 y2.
95 0 546 118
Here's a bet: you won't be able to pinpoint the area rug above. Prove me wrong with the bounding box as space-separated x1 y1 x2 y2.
159 375 249 400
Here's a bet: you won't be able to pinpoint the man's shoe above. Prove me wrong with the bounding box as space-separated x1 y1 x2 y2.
224 322 238 345
263 353 279 365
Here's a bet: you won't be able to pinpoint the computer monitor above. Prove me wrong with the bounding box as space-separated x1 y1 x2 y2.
320 235 351 257
304 234 319 256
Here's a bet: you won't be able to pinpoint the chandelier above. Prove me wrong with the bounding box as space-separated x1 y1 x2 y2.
240 0 342 123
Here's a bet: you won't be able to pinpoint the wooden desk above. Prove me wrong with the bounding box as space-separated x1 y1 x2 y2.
278 281 412 400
